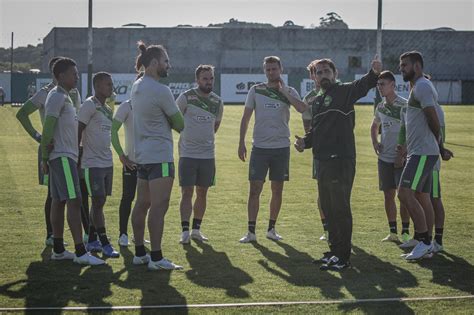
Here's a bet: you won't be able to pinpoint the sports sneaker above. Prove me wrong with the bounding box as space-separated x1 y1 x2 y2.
86 240 102 252
401 233 410 243
320 255 340 271
382 233 400 243
312 251 333 264
74 252 106 265
102 244 120 258
118 234 130 247
319 231 328 241
191 229 209 242
329 260 351 271
239 232 256 243
51 250 75 261
399 238 419 249
148 258 183 270
266 228 283 241
133 254 150 265
405 242 433 261
432 240 444 253
179 231 191 244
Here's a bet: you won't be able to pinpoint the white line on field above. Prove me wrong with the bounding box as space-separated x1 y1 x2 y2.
0 295 473 311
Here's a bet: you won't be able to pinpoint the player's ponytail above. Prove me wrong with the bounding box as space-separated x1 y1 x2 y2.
135 40 167 71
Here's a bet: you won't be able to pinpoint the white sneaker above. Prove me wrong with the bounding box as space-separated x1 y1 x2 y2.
51 250 75 261
239 232 256 243
399 238 419 249
118 234 130 247
148 258 183 270
405 242 433 261
191 229 209 242
382 233 400 243
179 231 191 244
132 254 150 265
73 252 106 265
432 240 444 253
266 228 283 241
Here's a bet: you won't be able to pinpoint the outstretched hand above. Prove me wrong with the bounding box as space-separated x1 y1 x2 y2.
294 135 305 152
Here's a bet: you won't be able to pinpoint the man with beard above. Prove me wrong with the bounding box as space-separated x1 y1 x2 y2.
176 65 224 244
295 56 382 270
238 56 307 243
397 51 453 261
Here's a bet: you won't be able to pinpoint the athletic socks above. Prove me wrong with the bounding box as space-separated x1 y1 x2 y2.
268 219 276 232
402 222 410 235
135 245 146 257
96 227 110 246
435 228 444 245
321 219 328 232
181 221 190 232
151 250 163 262
53 237 65 254
75 243 87 257
248 221 256 234
389 221 397 234
88 225 98 243
192 218 202 230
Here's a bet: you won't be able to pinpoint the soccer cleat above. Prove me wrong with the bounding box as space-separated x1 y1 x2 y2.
133 254 150 265
405 242 433 261
329 260 351 271
191 229 209 242
401 233 411 243
102 244 120 258
179 231 191 244
432 240 444 253
118 234 130 247
51 250 75 261
239 232 257 243
266 228 283 241
382 233 400 243
74 252 106 265
319 231 328 241
86 240 102 252
399 238 419 249
148 258 183 270
312 251 333 264
320 255 340 271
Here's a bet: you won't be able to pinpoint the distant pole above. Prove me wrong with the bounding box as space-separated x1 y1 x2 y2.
374 0 383 112
10 32 13 103
87 0 93 96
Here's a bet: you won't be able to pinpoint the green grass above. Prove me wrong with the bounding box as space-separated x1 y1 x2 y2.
0 104 473 313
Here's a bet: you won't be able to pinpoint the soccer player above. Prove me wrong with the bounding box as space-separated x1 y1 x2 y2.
78 72 119 258
294 55 382 270
370 70 411 243
238 56 307 243
16 56 89 246
397 51 452 261
40 58 104 265
130 41 184 270
112 72 143 247
177 64 224 244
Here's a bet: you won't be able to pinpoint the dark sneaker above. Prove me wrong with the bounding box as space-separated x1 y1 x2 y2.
319 255 339 271
329 260 351 271
313 251 333 264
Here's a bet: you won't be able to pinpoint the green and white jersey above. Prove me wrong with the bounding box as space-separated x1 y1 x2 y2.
44 86 78 162
177 88 223 159
113 100 135 162
245 83 301 149
78 96 113 168
131 75 180 164
302 89 319 121
405 76 439 156
433 103 446 172
31 83 81 125
374 95 407 163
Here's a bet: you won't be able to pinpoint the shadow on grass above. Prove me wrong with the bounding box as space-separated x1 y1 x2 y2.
184 241 253 298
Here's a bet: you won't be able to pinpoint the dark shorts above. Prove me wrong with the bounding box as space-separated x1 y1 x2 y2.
38 146 48 186
49 157 81 201
249 146 290 182
137 162 175 181
179 157 215 187
378 159 403 191
399 155 438 193
83 167 113 197
431 170 441 199
312 158 320 180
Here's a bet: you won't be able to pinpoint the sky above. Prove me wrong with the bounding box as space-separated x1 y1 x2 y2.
0 0 473 48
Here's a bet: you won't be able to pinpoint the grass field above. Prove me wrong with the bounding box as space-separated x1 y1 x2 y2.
0 104 473 314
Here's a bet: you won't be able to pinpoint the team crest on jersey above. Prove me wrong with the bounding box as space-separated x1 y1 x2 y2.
264 103 280 109
323 95 333 107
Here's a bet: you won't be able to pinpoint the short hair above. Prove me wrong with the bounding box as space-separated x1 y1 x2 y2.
93 72 112 88
52 58 77 79
135 40 167 71
313 58 337 73
48 56 64 72
195 64 214 79
263 56 282 68
400 51 424 68
378 70 396 82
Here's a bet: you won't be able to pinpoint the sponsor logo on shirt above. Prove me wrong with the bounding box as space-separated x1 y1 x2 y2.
265 103 280 109
196 115 212 122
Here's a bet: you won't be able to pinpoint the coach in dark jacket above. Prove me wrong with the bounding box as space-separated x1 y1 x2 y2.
295 55 382 270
